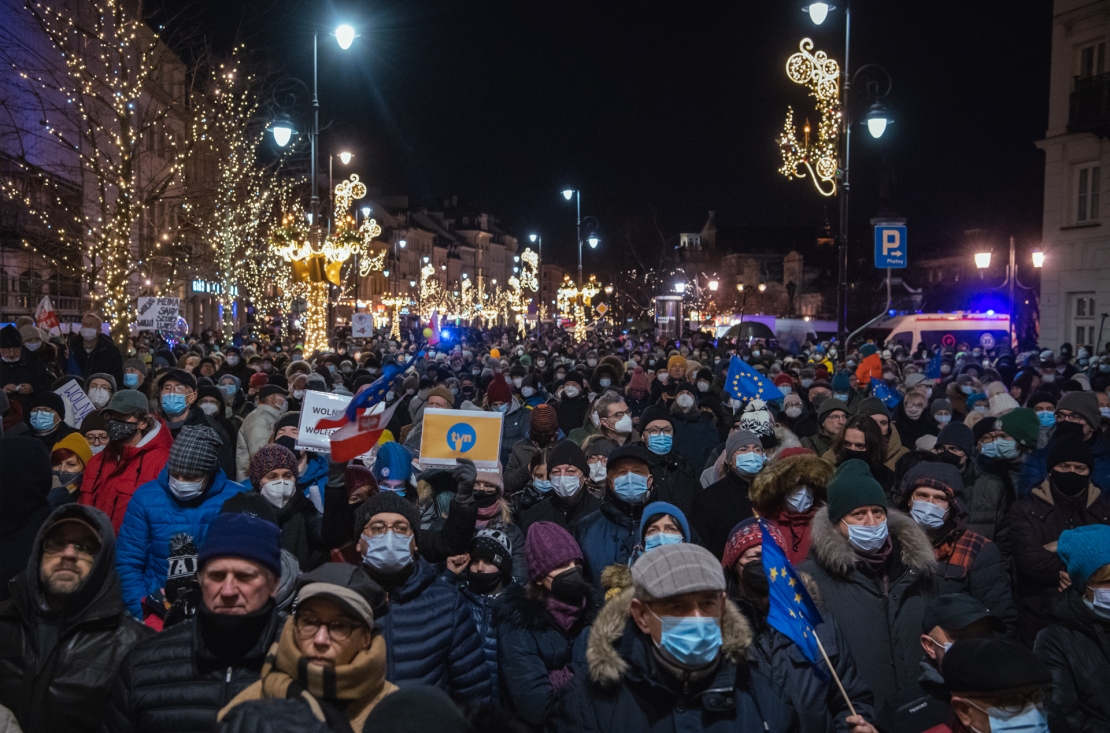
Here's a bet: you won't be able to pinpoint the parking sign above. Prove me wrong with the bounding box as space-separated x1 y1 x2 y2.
874 226 907 269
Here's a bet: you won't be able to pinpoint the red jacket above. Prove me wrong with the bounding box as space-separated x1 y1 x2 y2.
78 419 173 533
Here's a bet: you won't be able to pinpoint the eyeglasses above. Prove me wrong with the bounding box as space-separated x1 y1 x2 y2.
1057 410 1086 424
85 432 109 446
161 384 194 395
294 614 361 641
42 538 100 558
642 427 674 437
605 409 630 421
364 521 412 537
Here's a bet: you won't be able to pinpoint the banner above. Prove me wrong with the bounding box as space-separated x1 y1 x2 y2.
351 312 374 338
55 380 94 429
295 390 353 453
135 297 181 331
418 408 502 469
34 296 60 334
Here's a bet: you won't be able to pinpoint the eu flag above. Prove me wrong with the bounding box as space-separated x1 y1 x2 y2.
760 519 828 680
872 381 902 409
926 350 943 380
726 356 783 402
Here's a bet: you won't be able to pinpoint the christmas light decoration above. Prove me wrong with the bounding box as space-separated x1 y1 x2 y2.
778 38 841 197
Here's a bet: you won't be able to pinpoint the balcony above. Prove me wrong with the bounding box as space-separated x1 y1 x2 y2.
1069 73 1110 135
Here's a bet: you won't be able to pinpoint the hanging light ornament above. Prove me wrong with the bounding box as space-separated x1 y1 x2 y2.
778 38 841 197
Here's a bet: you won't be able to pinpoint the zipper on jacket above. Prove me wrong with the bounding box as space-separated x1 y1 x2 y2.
226 666 232 683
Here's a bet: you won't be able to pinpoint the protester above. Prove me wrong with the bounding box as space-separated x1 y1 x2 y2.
689 429 762 559
49 431 92 507
748 447 831 565
519 439 602 533
249 443 326 570
1019 391 1110 495
0 325 52 419
235 384 287 481
504 403 559 495
800 397 849 456
638 404 700 514
0 438 54 602
941 638 1054 733
933 422 1011 557
27 391 77 450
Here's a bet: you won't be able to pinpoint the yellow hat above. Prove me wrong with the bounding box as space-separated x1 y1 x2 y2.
490 348 501 359
52 432 92 468
667 354 687 371
376 430 395 446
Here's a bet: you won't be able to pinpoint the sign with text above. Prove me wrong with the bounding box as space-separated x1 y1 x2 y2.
418 408 503 469
874 225 907 269
55 380 94 429
351 312 373 338
135 297 181 331
295 390 353 453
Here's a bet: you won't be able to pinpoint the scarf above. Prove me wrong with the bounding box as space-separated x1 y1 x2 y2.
545 594 586 634
774 507 818 566
475 500 502 530
855 536 894 583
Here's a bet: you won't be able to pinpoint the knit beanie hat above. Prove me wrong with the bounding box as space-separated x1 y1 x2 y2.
903 462 964 503
198 512 282 577
1058 391 1101 431
856 397 890 418
1058 525 1110 588
826 459 887 522
1027 391 1057 409
547 439 589 476
471 528 514 580
831 371 851 391
530 404 559 435
667 355 687 372
639 405 675 431
249 373 269 389
739 399 774 437
724 429 761 458
936 423 975 457
428 385 455 407
51 431 92 467
1047 437 1094 472
640 501 691 542
475 464 505 493
525 521 583 583
860 343 879 357
773 373 793 388
817 398 849 423
988 393 1020 416
628 367 651 393
584 437 619 459
353 490 421 542
485 376 512 405
0 325 21 348
198 385 225 408
31 391 65 417
345 461 377 498
249 443 299 489
373 441 412 484
722 517 786 570
88 372 118 392
167 425 222 478
930 398 953 417
79 409 108 437
998 407 1039 450
632 543 725 600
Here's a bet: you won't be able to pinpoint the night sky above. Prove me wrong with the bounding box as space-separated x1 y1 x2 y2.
162 0 1054 273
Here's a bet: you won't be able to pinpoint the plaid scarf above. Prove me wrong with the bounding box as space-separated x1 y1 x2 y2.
934 526 988 573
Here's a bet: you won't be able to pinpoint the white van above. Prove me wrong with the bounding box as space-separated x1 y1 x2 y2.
869 312 1010 351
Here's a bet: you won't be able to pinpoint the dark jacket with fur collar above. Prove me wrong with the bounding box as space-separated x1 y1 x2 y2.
750 454 833 565
797 508 937 724
549 588 797 733
493 584 601 727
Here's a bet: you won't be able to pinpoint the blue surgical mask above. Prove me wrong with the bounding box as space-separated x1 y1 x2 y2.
834 393 849 402
972 702 1049 733
644 532 684 551
222 383 237 398
361 531 414 574
734 452 764 475
653 613 723 668
612 471 650 504
911 500 947 529
843 519 888 552
647 434 673 455
123 373 140 388
1037 411 1055 428
493 403 509 413
995 438 1019 459
161 393 187 415
533 479 554 494
980 441 1000 459
30 411 55 432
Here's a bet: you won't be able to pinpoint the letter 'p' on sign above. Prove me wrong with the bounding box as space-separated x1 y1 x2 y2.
874 225 907 269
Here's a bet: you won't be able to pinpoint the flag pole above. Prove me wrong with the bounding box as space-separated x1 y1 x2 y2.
812 632 858 718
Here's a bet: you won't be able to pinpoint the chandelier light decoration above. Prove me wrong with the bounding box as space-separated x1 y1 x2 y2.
778 38 841 197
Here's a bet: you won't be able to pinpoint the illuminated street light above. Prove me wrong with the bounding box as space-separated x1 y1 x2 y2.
758 283 767 292
562 189 574 201
271 125 293 147
529 234 537 242
360 206 371 217
335 24 357 50
709 279 719 291
399 239 407 248
587 232 600 248
736 283 744 292
863 101 892 139
1032 250 1045 268
975 251 992 269
675 282 686 294
338 151 353 165
803 2 832 24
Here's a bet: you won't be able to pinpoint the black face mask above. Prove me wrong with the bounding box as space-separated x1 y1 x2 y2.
936 451 964 468
838 449 869 466
1054 421 1086 439
741 560 769 596
106 418 139 442
550 566 591 603
1051 469 1089 497
473 491 500 508
467 569 502 594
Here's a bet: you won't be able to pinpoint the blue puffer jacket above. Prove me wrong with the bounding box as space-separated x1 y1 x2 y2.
1018 432 1110 498
116 467 249 616
372 557 492 705
454 577 502 704
298 453 329 512
573 495 647 584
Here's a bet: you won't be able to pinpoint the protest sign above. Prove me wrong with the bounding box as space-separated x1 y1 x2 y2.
418 408 502 469
295 390 353 453
55 380 94 428
135 296 181 331
351 312 373 338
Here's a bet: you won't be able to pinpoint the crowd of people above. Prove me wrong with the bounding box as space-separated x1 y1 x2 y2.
0 309 1108 733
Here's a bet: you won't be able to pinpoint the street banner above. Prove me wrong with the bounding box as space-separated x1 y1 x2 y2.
135 297 181 331
351 312 373 338
418 408 502 469
55 380 94 428
295 391 354 453
34 296 60 334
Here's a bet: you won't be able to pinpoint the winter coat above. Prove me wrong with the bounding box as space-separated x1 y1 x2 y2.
749 454 833 565
67 333 124 386
554 394 591 437
883 426 911 472
1019 432 1110 498
0 356 53 418
1010 478 1110 645
931 526 1018 635
505 440 541 496
670 408 719 472
0 437 53 603
548 588 798 733
369 557 492 705
0 505 151 733
500 401 531 466
958 459 1011 561
116 466 250 616
892 405 938 449
574 494 648 584
1034 588 1110 733
452 577 503 704
689 470 755 561
101 605 284 733
520 491 602 535
166 406 236 480
78 420 173 533
800 429 835 458
644 447 701 516
296 452 328 512
798 509 938 722
493 584 602 727
234 403 282 481
273 490 326 571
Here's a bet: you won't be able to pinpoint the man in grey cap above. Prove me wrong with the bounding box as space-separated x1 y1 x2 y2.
552 543 797 732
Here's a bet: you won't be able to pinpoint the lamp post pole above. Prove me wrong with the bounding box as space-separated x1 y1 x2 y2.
575 191 582 284
836 0 851 347
310 33 320 226
1009 236 1016 349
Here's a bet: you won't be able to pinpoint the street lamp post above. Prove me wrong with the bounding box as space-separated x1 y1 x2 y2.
974 236 1043 349
562 189 599 284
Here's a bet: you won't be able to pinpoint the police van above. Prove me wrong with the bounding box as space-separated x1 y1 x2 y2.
871 312 1010 351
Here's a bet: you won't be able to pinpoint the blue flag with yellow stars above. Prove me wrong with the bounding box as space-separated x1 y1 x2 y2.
926 350 943 380
760 519 829 680
872 380 902 410
726 355 783 402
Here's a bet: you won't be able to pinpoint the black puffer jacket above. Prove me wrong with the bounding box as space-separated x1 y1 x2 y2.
644 447 700 516
0 437 53 603
520 491 602 535
689 470 754 560
1034 587 1110 733
958 458 1011 561
0 504 151 733
102 603 283 733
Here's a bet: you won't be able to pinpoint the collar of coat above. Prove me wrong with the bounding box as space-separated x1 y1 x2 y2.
808 506 937 580
585 587 752 689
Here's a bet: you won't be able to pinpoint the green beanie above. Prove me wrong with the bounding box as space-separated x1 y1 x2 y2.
998 407 1039 451
856 396 890 418
818 398 850 423
826 459 888 522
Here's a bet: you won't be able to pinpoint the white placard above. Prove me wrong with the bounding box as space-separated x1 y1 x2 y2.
295 390 353 453
55 380 94 429
351 312 373 338
135 296 181 331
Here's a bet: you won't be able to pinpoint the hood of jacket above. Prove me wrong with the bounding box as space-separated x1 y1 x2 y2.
492 582 602 634
273 549 301 613
586 587 752 688
808 506 937 580
749 453 832 515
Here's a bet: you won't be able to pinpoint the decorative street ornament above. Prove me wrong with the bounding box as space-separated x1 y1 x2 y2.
778 38 841 197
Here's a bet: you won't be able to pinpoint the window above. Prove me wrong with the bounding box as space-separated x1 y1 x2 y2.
1078 165 1101 222
1071 293 1097 346
1080 42 1106 78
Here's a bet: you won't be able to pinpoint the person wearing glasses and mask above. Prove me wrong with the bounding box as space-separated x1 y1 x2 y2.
0 505 150 733
636 405 700 515
933 422 1011 559
520 440 602 534
1019 392 1110 498
942 638 1058 733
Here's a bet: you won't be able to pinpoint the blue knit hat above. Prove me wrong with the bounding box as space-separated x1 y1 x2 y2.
373 441 412 484
198 512 282 577
640 501 691 542
1058 525 1110 588
831 371 851 391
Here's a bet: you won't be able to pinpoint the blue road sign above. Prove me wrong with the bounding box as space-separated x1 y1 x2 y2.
874 226 907 268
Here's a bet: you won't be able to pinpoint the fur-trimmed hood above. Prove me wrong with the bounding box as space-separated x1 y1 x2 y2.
749 453 833 514
599 355 627 382
585 588 753 688
808 506 937 579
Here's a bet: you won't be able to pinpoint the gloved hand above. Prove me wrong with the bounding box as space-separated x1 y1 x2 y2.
453 457 477 504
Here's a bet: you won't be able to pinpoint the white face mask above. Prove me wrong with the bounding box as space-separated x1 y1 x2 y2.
260 478 297 508
904 404 924 419
785 406 803 418
785 486 813 513
88 387 111 408
168 476 206 501
80 327 98 340
658 373 669 384
697 381 710 393
551 475 582 499
293 389 305 400
513 377 523 388
199 402 219 417
676 394 695 410
563 385 580 399
612 414 633 434
589 462 607 482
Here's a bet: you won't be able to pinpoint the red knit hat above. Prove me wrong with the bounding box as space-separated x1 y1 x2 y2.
345 460 378 500
530 404 559 434
722 518 786 571
773 373 794 387
628 366 651 393
249 373 269 389
774 447 814 461
485 375 512 405
249 443 298 489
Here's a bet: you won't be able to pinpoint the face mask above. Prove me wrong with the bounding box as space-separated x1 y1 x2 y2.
843 519 888 552
1036 411 1056 428
741 559 770 595
199 402 219 417
468 569 502 594
168 476 206 501
161 393 187 416
587 358 598 367
533 478 554 494
1101 364 1110 373
521 386 535 398
473 490 500 508
734 452 764 475
785 486 813 513
800 379 813 388
537 360 546 368
834 393 849 402
644 532 684 551
677 394 697 411
260 478 296 507
589 462 607 482
551 475 582 499
936 414 952 425
647 433 673 455
361 531 414 574
30 411 55 432
1102 407 1110 420
612 414 633 434
1051 469 1089 497
563 385 580 399
911 500 947 529
653 612 723 668
493 403 509 413
88 387 110 408
54 469 82 486
785 406 803 418
472 368 482 376
751 350 761 358
940 364 952 374
779 385 792 395
904 405 924 419
80 327 97 340
25 341 41 352
1090 587 1110 615
883 372 895 381
612 471 650 503
1 355 17 363
121 373 141 389
995 438 1019 459
980 440 1000 459
550 566 591 602
972 702 1048 733
262 364 273 373
105 418 139 442
226 355 240 366
1040 373 1055 383
513 377 523 388
658 373 669 385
